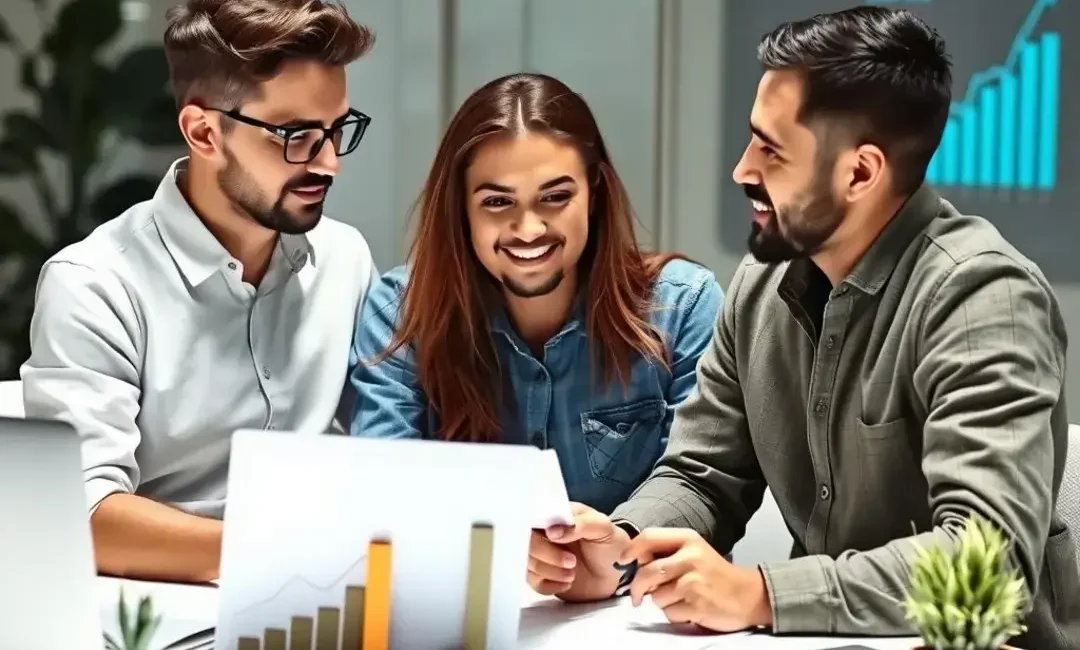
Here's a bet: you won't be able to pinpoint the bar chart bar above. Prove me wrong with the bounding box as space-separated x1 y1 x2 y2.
926 148 941 184
978 86 998 187
342 586 366 650
999 72 1018 187
266 628 287 650
1018 41 1039 189
464 524 495 650
239 639 260 650
289 616 313 650
363 540 393 650
959 105 977 186
1037 31 1059 190
316 607 340 650
940 118 959 186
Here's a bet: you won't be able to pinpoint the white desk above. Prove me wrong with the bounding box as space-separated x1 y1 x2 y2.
97 577 923 650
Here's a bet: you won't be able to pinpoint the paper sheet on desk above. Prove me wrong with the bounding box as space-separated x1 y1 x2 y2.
532 448 574 529
97 577 217 650
518 591 750 649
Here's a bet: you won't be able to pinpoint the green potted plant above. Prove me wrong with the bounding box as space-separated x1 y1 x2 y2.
903 513 1027 650
104 588 162 650
0 0 182 378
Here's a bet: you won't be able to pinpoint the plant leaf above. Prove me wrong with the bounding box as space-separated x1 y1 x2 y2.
41 0 123 62
2 110 56 152
106 46 173 120
122 94 182 147
90 175 160 225
118 587 131 644
0 197 40 255
19 55 40 94
0 141 32 176
0 15 14 46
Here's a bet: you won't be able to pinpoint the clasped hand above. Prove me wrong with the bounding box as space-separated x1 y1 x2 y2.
527 503 773 632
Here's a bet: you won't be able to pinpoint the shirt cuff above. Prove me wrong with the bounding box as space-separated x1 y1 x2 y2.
759 555 835 634
86 477 129 515
613 520 640 539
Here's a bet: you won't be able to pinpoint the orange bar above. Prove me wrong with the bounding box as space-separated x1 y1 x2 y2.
363 539 393 650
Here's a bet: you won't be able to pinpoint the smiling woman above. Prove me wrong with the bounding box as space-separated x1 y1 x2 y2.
346 73 725 515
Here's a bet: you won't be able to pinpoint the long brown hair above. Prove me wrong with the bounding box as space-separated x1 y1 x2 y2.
384 73 683 443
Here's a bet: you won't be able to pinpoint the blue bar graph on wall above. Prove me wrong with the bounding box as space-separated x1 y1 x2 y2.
923 0 1060 191
940 118 959 185
999 73 1017 187
1017 42 1038 189
1038 32 1059 190
978 86 998 186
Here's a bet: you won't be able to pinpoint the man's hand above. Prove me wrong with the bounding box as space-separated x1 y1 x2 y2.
619 528 772 632
526 502 629 602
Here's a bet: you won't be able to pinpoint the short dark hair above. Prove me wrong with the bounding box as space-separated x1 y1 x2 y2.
164 0 375 110
757 6 952 195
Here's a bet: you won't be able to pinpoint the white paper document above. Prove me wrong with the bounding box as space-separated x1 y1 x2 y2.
518 589 747 650
532 448 574 529
217 432 563 650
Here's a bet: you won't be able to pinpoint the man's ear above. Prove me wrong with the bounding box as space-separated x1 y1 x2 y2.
178 104 224 163
843 143 887 203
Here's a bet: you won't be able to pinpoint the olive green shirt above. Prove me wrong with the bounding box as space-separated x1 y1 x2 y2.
612 185 1079 649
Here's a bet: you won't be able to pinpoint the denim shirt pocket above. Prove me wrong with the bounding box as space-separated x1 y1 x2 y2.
579 398 667 487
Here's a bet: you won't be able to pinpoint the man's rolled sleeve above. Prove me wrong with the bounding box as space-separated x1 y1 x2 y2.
20 261 145 513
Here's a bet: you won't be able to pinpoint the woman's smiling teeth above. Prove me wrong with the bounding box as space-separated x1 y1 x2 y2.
504 243 555 260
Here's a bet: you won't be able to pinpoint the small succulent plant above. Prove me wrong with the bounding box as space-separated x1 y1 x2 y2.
103 588 162 650
904 514 1027 650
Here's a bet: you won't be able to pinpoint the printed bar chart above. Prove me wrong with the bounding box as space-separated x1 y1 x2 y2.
290 616 313 650
234 525 496 650
925 0 1059 191
316 607 340 650
362 540 392 650
341 586 365 650
266 629 286 650
464 524 494 650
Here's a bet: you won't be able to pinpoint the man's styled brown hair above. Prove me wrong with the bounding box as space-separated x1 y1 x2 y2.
163 0 375 110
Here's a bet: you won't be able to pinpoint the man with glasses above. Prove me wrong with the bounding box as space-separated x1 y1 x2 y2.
20 0 376 584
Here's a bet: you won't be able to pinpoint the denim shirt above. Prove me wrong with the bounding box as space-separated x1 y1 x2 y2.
348 259 723 514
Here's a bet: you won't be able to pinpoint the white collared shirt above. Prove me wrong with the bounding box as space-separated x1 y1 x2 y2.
21 158 375 518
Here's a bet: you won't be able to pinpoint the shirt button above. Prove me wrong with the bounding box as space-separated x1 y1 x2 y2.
228 262 237 270
814 398 829 414
820 484 831 500
262 366 271 379
826 335 836 349
837 286 848 295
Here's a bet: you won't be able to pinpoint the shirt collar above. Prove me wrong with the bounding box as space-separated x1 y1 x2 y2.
780 183 941 297
489 291 587 352
843 184 940 295
153 157 315 287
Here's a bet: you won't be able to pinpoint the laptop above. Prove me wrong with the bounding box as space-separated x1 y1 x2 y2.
0 417 101 650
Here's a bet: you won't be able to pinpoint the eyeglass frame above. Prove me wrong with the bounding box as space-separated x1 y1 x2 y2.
207 106 372 164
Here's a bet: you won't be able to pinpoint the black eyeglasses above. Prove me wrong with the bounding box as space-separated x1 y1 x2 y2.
209 107 371 164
